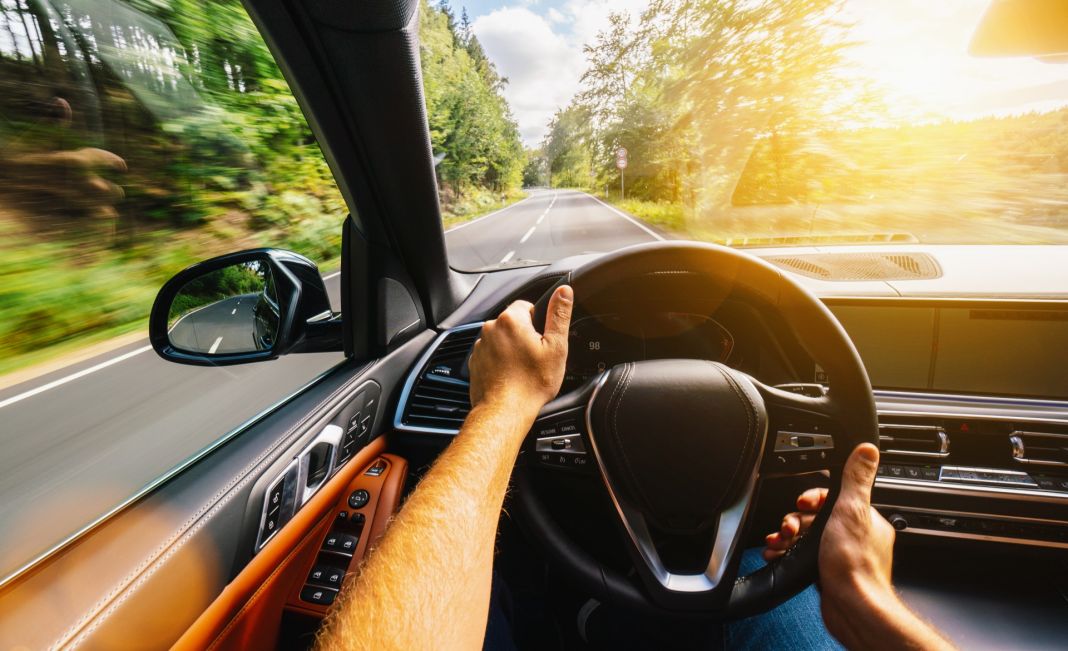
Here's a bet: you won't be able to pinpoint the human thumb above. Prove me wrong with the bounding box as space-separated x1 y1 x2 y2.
839 443 879 506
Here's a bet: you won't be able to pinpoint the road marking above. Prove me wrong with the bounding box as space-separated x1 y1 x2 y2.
231 308 237 315
500 250 516 263
520 226 536 244
1 269 342 408
535 214 544 225
208 337 223 354
584 192 665 241
445 194 538 233
0 346 153 410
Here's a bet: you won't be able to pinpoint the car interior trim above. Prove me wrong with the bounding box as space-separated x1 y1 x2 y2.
872 503 1068 550
0 359 355 592
876 476 1068 504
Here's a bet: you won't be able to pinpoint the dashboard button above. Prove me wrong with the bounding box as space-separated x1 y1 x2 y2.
921 467 939 481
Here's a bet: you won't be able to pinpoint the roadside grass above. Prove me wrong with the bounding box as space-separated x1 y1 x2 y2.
441 188 527 229
0 213 342 381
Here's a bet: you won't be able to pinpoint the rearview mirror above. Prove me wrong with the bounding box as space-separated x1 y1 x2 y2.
150 249 342 366
970 0 1068 61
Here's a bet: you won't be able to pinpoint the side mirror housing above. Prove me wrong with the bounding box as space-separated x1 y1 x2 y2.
149 249 342 366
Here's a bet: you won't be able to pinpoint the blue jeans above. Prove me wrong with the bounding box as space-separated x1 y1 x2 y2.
484 548 844 650
723 547 845 650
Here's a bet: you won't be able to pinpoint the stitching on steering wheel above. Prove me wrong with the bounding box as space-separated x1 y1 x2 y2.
709 362 757 517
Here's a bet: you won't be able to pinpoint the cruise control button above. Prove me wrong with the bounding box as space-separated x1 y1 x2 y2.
300 585 337 606
559 421 580 435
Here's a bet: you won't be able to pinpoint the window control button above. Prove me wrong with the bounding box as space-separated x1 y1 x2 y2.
322 533 359 555
308 565 346 588
365 459 387 476
300 585 337 606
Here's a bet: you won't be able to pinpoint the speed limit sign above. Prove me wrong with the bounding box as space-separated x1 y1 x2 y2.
615 147 628 170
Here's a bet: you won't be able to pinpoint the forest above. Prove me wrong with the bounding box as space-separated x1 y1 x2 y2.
535 0 1068 246
0 0 524 372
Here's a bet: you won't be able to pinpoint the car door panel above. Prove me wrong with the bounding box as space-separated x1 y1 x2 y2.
0 331 434 650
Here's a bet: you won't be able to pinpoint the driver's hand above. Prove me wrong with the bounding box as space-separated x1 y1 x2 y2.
818 444 896 629
763 486 828 561
468 285 573 416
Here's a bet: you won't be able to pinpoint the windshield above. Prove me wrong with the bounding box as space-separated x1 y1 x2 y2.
427 0 1068 270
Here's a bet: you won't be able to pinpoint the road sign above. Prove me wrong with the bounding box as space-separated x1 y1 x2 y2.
615 146 628 170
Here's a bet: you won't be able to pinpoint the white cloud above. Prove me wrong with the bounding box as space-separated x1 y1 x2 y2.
473 0 650 146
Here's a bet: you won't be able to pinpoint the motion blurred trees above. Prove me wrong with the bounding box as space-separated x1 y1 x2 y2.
421 1 524 203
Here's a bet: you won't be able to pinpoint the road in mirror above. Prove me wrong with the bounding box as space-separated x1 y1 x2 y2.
168 261 279 355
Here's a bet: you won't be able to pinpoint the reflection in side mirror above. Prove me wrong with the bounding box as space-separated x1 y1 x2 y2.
167 260 279 355
150 248 342 366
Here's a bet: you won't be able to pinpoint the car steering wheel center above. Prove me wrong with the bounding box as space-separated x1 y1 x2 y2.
588 360 767 536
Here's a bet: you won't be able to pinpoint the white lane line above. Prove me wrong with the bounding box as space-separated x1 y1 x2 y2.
584 192 665 241
208 336 223 354
0 345 153 410
445 194 539 233
231 308 237 315
500 250 516 263
1 270 342 409
536 214 544 225
520 226 536 244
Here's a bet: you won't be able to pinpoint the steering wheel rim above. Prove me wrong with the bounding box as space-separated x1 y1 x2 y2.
515 241 878 619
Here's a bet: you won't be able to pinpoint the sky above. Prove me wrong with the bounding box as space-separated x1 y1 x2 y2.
460 0 1068 147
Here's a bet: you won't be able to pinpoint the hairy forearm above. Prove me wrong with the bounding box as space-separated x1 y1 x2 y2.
317 397 536 651
828 581 955 651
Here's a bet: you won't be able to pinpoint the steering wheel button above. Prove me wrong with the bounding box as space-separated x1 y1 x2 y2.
551 438 572 450
559 421 580 435
536 425 559 438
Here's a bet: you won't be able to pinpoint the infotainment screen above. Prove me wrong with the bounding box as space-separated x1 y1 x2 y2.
828 303 1068 400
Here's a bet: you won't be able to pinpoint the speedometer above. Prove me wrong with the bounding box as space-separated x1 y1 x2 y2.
564 314 641 389
562 312 735 391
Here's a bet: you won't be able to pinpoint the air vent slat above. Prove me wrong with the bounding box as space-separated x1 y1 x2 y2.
400 325 482 432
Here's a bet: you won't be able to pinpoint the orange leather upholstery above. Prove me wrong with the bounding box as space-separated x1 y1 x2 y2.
172 439 407 650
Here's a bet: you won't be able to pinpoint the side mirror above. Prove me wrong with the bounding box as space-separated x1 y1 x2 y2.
149 249 342 366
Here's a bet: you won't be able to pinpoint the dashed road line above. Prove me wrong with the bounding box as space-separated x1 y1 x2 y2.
208 337 223 354
500 250 516 264
520 226 536 244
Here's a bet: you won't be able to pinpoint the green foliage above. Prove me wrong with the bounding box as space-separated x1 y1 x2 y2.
420 2 525 203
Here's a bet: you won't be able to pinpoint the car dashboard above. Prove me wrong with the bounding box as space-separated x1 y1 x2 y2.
395 245 1068 554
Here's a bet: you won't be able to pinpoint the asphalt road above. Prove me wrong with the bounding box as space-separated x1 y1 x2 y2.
169 293 266 355
0 189 661 584
446 188 662 270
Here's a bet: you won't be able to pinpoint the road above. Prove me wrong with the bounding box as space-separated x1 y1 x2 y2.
446 189 662 269
0 189 661 584
169 293 266 354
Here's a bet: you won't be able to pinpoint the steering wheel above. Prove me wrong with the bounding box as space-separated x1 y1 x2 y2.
516 241 877 618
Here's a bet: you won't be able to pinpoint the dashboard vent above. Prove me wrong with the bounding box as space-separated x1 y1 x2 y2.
399 325 481 432
763 252 942 281
879 422 950 458
1010 431 1068 467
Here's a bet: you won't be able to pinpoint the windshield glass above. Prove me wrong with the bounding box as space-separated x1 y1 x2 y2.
428 0 1068 270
